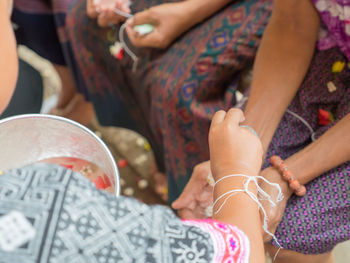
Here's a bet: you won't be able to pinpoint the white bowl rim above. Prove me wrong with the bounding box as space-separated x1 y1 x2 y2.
0 114 120 197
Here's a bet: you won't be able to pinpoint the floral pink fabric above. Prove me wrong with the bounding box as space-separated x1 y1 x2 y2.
313 0 350 60
182 219 250 262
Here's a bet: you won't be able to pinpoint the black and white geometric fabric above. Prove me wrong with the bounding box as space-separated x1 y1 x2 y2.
0 164 215 263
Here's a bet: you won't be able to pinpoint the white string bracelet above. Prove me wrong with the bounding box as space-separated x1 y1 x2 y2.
208 173 284 249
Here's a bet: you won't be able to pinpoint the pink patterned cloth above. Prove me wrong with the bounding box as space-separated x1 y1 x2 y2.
182 219 250 262
313 0 350 60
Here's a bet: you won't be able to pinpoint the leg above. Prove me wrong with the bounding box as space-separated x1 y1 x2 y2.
148 0 272 202
266 244 334 263
51 64 94 126
53 64 76 109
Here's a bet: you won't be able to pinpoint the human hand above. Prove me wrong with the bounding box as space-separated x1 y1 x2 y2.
87 0 99 19
258 166 293 242
172 161 213 219
87 0 130 27
209 108 263 180
125 2 193 48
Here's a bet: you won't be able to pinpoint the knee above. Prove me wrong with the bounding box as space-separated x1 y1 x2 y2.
153 80 198 120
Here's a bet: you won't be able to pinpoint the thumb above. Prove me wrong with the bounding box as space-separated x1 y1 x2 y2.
172 191 194 210
127 9 156 27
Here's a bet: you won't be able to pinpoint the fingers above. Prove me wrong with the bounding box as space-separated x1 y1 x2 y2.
126 25 163 48
125 10 159 47
211 110 226 126
172 161 211 210
224 108 245 125
171 191 194 210
211 108 245 128
177 208 197 220
129 10 156 26
87 0 99 18
97 9 126 27
97 11 110 27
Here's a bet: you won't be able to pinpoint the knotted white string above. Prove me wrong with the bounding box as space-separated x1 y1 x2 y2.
209 173 284 249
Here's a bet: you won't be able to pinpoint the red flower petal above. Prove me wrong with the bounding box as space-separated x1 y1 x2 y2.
94 176 107 190
318 109 331 126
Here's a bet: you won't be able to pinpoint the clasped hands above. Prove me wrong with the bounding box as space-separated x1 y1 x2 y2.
87 0 194 48
172 108 293 242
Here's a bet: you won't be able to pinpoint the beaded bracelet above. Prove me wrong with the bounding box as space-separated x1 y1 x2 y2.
269 155 306 197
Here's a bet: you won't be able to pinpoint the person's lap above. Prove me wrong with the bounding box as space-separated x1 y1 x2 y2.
266 48 350 255
67 0 272 202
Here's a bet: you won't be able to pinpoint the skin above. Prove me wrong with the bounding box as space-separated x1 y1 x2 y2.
0 0 18 114
87 0 130 27
209 108 265 263
87 0 232 49
125 0 232 48
0 109 266 262
174 0 347 262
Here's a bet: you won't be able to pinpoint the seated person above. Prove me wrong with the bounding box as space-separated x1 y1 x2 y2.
0 109 269 262
173 0 350 262
0 0 17 114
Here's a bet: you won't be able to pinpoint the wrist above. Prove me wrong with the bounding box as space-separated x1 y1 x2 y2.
261 167 293 199
177 1 201 28
284 148 316 185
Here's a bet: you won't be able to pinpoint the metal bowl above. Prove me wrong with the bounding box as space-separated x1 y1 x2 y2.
0 114 120 196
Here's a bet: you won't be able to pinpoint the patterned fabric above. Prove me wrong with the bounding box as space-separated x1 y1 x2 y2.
0 164 250 263
183 220 250 263
263 48 350 254
11 0 88 98
66 0 272 202
313 0 350 60
12 0 73 65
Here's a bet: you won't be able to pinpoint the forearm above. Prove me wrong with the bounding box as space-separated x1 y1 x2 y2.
213 177 265 263
0 0 18 113
182 0 231 28
242 0 320 153
285 114 350 185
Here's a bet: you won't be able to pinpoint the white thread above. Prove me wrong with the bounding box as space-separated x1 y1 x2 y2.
96 3 139 71
113 8 133 18
119 23 139 72
212 174 284 249
286 109 316 141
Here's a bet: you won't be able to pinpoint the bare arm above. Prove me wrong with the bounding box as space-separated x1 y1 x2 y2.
213 179 265 263
241 0 350 241
209 109 265 263
242 0 320 153
286 113 350 185
0 0 18 113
